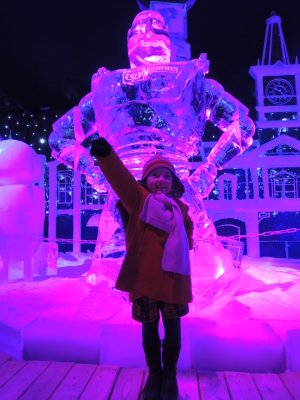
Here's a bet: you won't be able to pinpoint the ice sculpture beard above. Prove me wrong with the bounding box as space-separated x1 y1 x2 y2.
127 10 171 68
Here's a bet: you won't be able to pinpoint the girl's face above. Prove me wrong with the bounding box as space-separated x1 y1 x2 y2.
146 167 173 195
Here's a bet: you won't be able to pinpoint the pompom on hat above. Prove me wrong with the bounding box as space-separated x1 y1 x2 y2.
141 155 185 198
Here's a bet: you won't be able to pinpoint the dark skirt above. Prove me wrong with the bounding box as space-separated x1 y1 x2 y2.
132 296 189 323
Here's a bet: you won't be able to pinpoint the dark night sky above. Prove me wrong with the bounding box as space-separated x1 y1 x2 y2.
1 0 299 117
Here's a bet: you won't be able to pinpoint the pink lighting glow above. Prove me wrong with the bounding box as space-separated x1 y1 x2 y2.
1 2 300 382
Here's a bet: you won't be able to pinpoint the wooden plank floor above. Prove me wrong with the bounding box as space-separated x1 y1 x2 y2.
0 352 299 400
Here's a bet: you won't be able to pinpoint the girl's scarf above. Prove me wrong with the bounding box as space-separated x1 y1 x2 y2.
140 194 191 275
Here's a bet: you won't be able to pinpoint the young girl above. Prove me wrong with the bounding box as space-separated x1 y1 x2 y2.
90 138 193 400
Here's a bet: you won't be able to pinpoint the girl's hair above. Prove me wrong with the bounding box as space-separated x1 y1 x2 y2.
116 176 185 230
116 200 130 231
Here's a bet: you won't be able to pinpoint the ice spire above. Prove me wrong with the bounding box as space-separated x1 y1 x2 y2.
261 12 290 65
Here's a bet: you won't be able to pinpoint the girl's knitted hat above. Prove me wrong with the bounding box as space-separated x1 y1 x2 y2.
141 155 185 198
141 155 176 179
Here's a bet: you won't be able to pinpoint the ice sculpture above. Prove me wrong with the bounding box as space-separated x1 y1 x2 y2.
0 139 45 281
49 10 255 279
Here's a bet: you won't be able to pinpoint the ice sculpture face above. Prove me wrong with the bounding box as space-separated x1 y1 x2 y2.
127 10 171 68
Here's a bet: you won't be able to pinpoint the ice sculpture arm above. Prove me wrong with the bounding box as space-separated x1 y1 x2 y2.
205 79 255 167
91 138 142 213
189 79 255 198
48 68 110 192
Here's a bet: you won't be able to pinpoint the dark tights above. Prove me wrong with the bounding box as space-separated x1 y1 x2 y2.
142 315 181 345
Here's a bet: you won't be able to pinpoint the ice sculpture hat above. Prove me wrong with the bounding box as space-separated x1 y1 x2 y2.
141 155 185 198
127 10 171 68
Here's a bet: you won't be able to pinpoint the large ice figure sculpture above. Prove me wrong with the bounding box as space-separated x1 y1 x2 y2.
49 10 255 279
0 139 46 281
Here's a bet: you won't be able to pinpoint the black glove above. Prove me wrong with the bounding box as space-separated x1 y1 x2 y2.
90 138 112 157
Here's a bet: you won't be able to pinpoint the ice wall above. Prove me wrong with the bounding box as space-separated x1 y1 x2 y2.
0 139 45 281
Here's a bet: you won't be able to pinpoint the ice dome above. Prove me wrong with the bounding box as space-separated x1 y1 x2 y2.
0 139 43 185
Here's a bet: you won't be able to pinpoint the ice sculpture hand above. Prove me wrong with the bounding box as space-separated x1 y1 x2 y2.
189 162 217 199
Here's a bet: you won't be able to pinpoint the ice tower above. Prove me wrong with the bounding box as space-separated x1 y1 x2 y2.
249 12 300 145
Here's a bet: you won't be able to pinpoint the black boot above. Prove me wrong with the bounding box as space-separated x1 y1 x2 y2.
142 341 162 400
160 342 180 400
